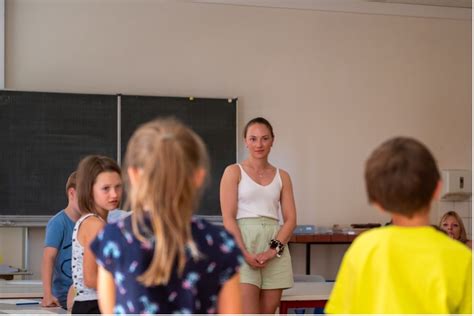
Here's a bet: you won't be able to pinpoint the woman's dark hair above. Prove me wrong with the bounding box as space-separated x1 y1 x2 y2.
243 117 274 139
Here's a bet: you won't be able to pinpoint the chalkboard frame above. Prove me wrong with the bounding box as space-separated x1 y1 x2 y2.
0 90 236 226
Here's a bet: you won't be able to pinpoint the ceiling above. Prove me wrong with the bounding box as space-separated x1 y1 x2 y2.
191 0 472 19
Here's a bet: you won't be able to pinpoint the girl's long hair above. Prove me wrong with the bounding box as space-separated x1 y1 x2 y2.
124 118 209 286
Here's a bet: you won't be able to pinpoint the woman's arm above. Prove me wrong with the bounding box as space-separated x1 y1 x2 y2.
220 165 264 268
256 169 297 264
79 216 105 289
274 169 297 243
217 273 242 314
97 265 116 314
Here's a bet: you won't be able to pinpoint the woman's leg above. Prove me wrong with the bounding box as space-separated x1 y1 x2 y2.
241 283 261 314
260 289 283 314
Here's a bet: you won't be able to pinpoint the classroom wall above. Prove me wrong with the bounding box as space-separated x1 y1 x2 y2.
0 0 471 280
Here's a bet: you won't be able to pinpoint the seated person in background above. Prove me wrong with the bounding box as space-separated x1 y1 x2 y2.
325 137 472 314
439 211 472 249
41 171 80 309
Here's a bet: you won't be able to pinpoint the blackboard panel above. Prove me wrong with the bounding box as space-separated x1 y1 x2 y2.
121 95 236 216
0 91 117 216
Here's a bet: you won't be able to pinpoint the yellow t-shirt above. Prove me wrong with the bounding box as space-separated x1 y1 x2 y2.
325 225 472 314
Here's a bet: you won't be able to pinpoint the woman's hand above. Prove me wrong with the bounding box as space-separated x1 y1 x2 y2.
243 251 267 269
255 248 277 266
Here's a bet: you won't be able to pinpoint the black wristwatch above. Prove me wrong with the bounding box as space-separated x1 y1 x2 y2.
269 239 285 258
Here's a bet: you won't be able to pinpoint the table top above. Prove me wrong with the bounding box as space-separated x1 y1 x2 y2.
0 280 43 299
0 300 66 314
282 281 334 301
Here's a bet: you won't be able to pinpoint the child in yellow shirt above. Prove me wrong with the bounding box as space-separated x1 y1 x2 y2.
325 137 472 314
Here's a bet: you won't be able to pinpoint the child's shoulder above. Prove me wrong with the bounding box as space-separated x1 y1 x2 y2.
191 217 223 233
191 217 235 242
48 209 66 221
96 215 134 243
191 217 242 260
47 209 70 227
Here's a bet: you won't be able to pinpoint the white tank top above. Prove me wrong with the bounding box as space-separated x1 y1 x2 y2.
236 163 282 220
72 213 102 302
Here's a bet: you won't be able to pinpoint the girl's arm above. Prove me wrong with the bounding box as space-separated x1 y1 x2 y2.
217 273 242 314
220 165 264 268
97 265 115 314
66 285 75 311
256 169 297 264
80 216 106 289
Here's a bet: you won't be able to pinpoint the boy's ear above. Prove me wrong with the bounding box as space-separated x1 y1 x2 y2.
68 187 76 200
433 180 442 200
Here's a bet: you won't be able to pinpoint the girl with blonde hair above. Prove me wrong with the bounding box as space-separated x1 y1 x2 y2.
91 118 243 314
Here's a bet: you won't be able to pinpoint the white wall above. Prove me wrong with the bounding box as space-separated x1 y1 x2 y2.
1 0 471 280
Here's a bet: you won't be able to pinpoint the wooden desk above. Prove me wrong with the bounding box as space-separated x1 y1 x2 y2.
289 233 359 274
280 281 333 314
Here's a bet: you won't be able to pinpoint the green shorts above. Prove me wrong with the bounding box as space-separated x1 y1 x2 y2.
238 217 293 289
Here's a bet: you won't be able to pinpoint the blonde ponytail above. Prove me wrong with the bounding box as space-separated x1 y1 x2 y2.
125 118 208 286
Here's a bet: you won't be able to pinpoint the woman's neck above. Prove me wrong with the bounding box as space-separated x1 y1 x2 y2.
245 157 270 170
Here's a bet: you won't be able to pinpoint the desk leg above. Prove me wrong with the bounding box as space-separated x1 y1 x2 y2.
22 227 29 280
279 301 289 314
306 243 311 275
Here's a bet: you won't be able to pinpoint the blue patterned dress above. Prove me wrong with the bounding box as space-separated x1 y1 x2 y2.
90 215 243 314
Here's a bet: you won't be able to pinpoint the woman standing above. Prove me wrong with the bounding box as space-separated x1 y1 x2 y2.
220 117 297 313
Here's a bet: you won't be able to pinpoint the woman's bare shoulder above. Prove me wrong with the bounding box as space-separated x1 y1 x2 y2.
223 163 241 178
278 168 292 179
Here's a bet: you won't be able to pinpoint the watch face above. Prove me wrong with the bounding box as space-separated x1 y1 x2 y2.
269 239 279 249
